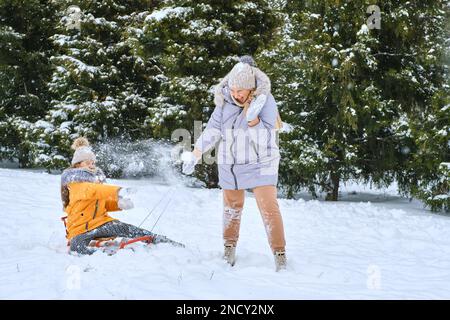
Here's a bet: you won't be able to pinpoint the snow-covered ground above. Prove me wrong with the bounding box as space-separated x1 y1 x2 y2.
1 168 449 299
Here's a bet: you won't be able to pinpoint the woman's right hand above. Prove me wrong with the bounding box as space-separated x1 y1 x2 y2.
181 150 201 175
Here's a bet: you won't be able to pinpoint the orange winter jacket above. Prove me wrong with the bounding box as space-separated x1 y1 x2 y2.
64 182 122 240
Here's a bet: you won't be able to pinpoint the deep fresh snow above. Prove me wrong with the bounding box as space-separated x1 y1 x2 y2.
0 168 449 299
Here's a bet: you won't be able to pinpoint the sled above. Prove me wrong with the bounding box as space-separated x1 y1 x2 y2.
89 235 153 249
61 216 153 255
88 236 154 255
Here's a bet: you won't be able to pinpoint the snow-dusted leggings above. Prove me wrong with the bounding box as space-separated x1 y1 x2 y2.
223 185 286 253
70 220 181 255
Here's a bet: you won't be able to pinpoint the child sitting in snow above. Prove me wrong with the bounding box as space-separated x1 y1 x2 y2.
61 137 183 255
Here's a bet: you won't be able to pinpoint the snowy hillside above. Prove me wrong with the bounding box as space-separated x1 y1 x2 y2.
0 168 449 299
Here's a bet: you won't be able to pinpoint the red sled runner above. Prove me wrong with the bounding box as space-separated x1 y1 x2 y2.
88 235 154 255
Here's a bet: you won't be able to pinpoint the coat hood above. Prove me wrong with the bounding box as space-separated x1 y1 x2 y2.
61 167 106 187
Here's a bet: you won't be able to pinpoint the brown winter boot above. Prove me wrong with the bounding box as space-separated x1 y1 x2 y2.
274 251 287 272
223 244 236 266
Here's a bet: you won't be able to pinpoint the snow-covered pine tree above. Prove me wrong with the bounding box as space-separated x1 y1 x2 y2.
141 0 279 187
261 0 449 202
397 1 449 212
364 1 449 211
32 0 163 169
0 0 59 167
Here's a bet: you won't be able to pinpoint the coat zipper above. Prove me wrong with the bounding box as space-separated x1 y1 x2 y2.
92 200 99 219
251 140 259 161
230 109 243 190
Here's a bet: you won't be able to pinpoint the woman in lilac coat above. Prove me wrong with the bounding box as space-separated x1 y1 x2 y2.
182 57 287 271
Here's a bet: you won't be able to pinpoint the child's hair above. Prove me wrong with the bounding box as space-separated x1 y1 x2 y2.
61 185 70 209
71 162 83 169
62 137 97 208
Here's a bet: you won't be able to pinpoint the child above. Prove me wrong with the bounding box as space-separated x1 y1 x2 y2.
61 137 183 255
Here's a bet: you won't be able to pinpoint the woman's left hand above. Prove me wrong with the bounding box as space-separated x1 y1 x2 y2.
246 94 267 123
244 94 260 127
247 117 260 127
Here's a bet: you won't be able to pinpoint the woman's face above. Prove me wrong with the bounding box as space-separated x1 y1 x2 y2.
230 88 252 104
78 159 96 170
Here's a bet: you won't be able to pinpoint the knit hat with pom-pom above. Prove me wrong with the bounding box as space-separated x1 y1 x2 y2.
214 56 271 107
227 57 256 90
71 137 96 165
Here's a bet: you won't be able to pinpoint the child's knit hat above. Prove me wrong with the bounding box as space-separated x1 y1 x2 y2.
71 137 96 165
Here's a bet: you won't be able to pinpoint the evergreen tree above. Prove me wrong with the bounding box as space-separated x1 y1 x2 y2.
261 0 449 202
399 2 449 212
0 0 59 166
32 0 164 169
141 0 279 187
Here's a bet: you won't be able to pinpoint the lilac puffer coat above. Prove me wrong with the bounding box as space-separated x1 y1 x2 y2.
195 86 280 190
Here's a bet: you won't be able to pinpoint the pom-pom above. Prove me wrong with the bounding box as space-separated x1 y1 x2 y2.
71 137 90 150
239 55 257 67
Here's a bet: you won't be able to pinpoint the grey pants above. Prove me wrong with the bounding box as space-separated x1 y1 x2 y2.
70 221 183 255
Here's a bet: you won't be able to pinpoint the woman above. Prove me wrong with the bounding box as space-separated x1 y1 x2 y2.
182 56 287 271
61 137 183 255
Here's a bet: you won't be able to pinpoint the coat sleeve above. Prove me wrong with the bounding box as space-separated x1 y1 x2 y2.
68 182 120 203
194 105 222 153
105 199 121 212
247 94 278 147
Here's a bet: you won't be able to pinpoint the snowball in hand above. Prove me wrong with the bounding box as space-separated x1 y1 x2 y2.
118 187 135 210
181 151 199 175
118 198 134 210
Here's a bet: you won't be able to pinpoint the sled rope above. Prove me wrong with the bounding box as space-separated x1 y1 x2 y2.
150 196 173 233
138 186 174 228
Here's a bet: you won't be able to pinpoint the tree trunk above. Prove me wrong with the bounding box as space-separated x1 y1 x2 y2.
325 171 340 201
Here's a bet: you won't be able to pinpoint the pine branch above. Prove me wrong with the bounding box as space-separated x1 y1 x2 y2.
373 52 416 57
